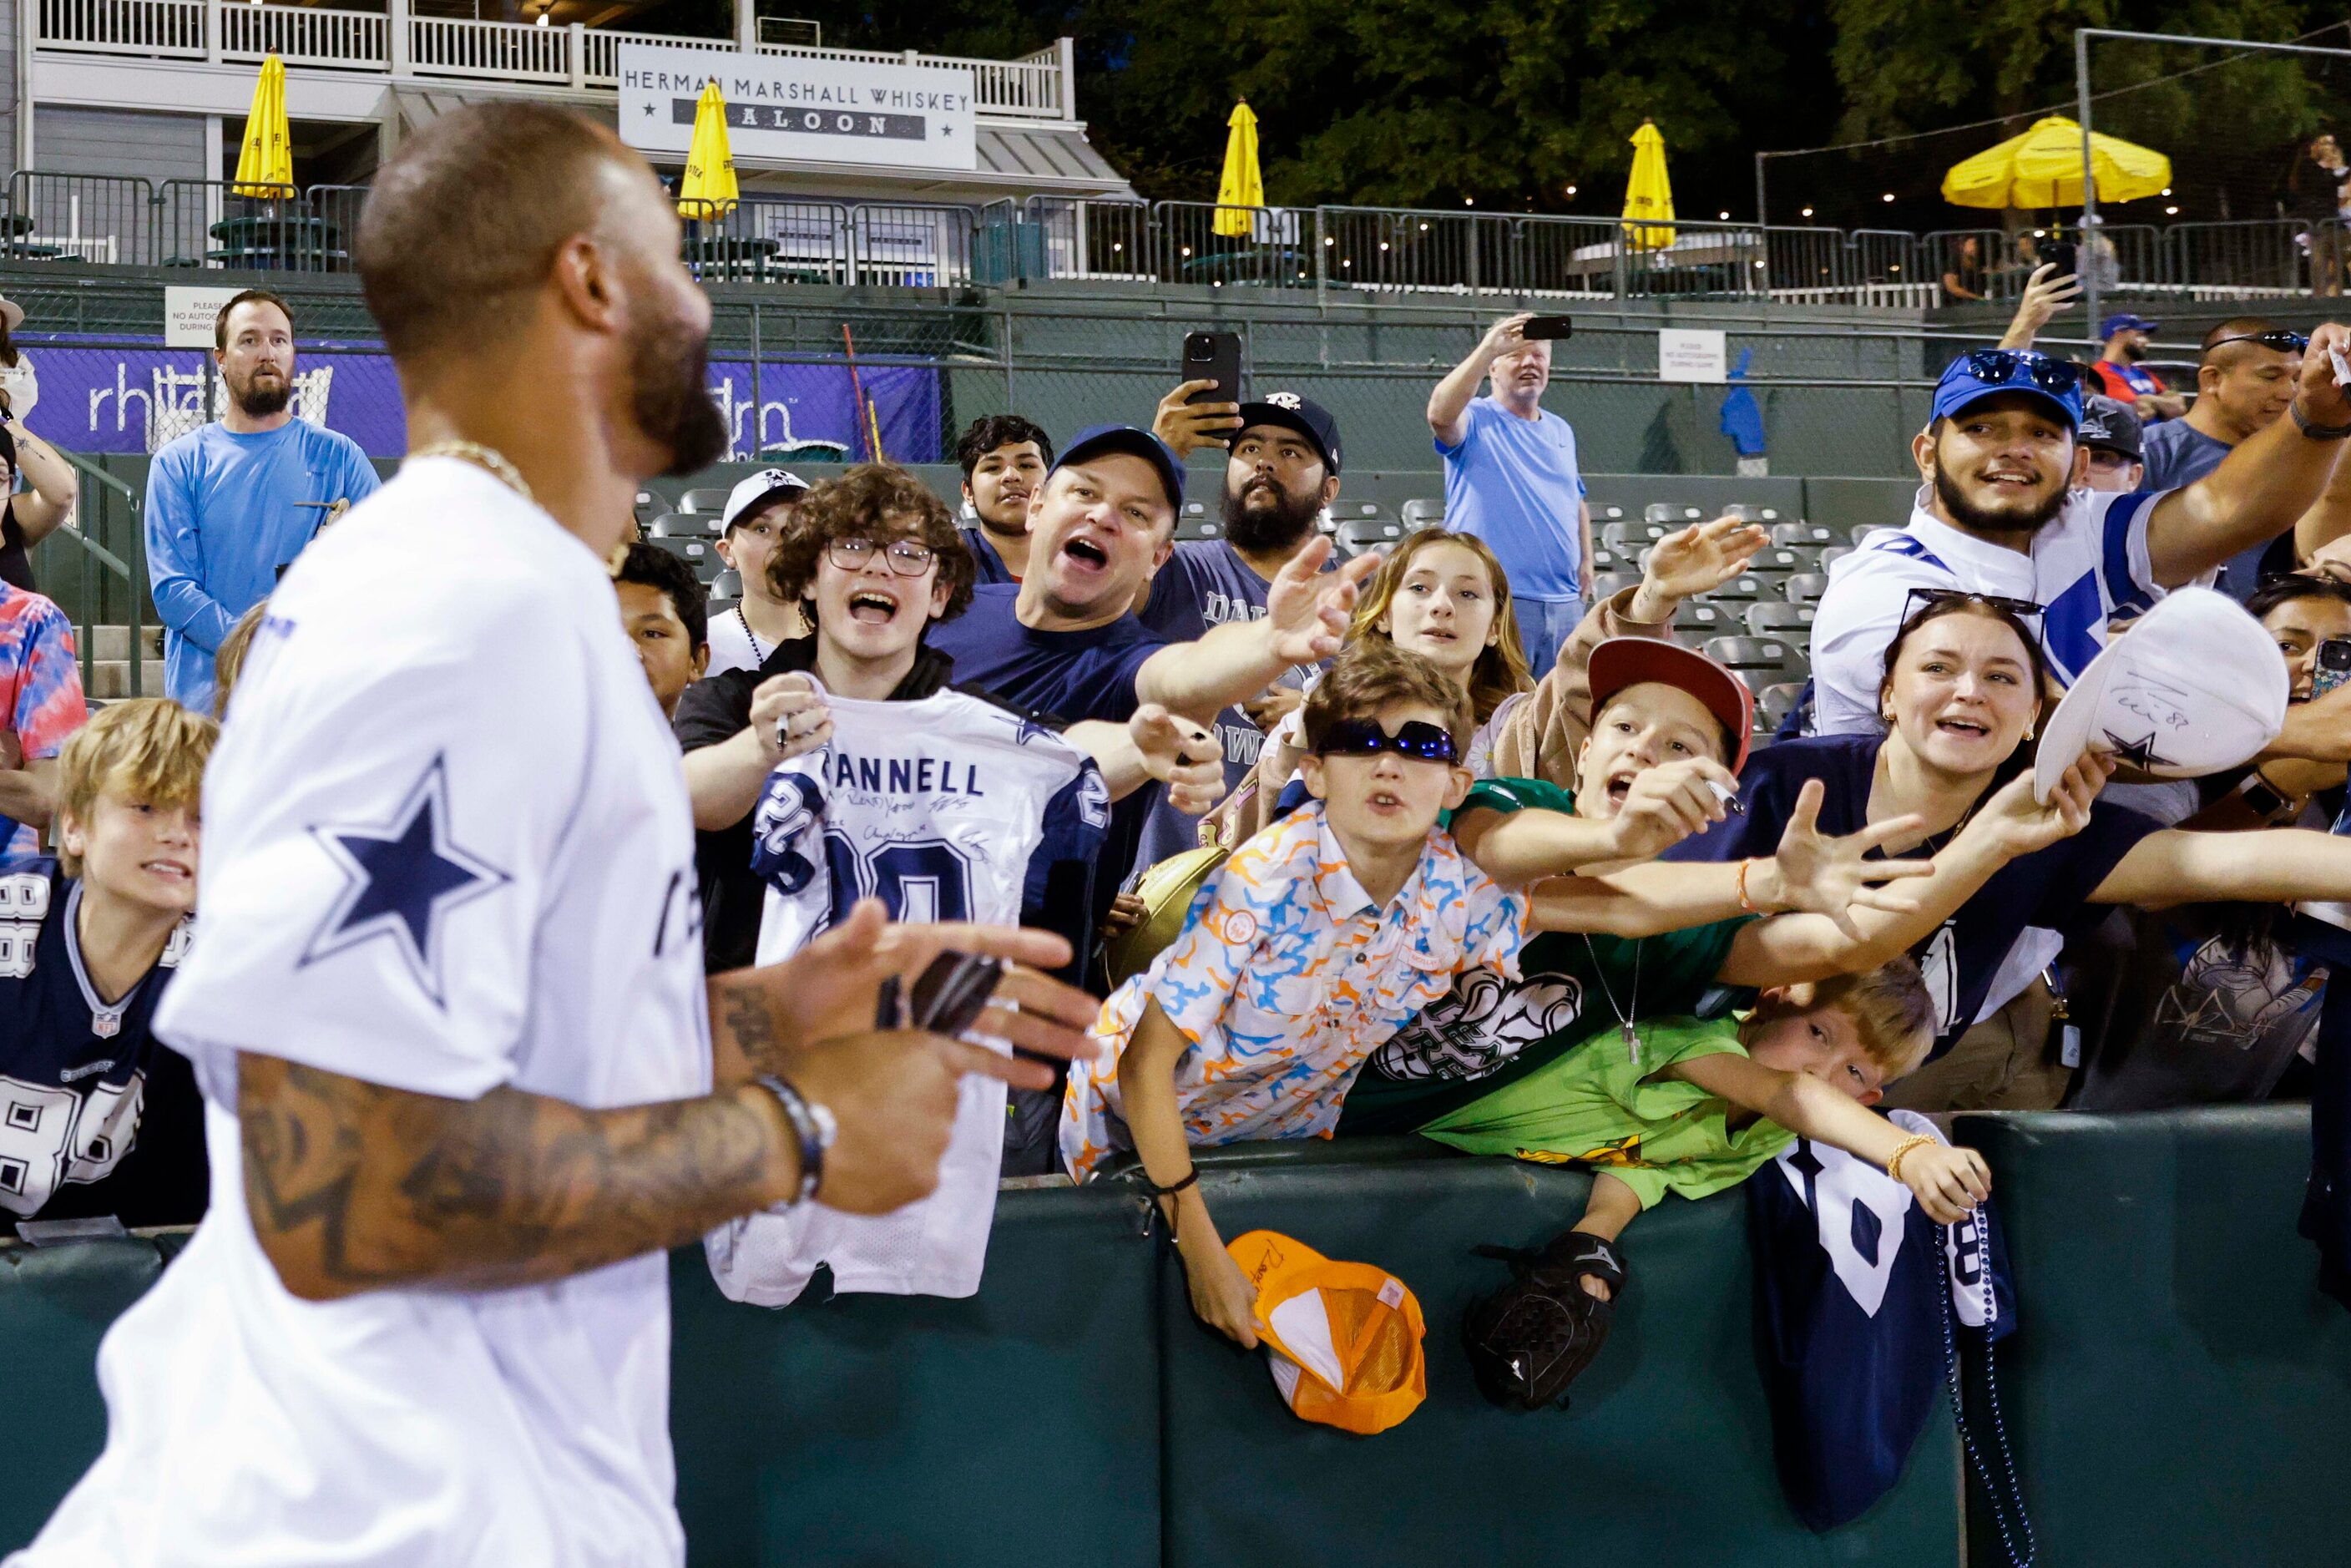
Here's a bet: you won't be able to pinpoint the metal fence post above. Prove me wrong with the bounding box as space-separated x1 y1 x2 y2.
750 301 762 461
1312 207 1327 305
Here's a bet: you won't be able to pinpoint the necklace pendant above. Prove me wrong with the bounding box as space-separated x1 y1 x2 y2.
1623 1019 1640 1064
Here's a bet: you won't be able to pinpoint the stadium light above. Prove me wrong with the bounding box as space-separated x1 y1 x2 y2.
2166 205 2180 215
2161 187 2172 196
536 10 549 22
1881 193 1895 202
1565 185 1578 196
1464 198 1474 207
1718 210 1729 220
1800 206 1813 218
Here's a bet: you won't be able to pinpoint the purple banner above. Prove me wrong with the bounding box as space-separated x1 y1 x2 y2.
15 338 943 464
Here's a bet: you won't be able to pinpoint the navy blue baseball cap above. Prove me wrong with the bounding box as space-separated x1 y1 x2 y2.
1052 424 1186 512
1236 392 1343 475
2077 396 2144 460
1931 349 2084 431
2100 312 2161 339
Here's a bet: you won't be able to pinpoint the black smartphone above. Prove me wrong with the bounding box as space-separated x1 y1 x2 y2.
1182 331 1244 409
2314 637 2351 700
2044 239 2079 281
1521 316 1574 341
909 951 1004 1036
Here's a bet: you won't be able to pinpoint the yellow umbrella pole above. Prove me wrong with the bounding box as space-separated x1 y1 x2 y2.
1213 100 1263 240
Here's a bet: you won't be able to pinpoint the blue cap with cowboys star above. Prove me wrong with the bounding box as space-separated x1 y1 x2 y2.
1930 352 2084 431
1050 424 1186 512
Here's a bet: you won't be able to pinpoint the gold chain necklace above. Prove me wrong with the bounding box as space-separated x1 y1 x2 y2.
409 439 533 507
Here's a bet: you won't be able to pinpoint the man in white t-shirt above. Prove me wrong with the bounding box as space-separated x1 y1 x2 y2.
1810 342 2351 738
9 103 1100 1568
705 467 809 675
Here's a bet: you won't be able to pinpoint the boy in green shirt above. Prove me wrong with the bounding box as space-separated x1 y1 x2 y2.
1426 959 1991 1409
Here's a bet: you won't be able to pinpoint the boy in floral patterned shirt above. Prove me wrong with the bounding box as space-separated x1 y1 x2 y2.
1061 642 1530 1344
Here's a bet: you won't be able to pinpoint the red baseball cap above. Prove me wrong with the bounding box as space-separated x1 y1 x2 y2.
1585 636 1756 772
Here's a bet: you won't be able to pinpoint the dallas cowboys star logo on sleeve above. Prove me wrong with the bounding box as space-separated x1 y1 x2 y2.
300 756 511 1006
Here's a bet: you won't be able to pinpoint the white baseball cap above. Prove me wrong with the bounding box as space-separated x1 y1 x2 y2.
2033 585 2288 802
722 469 811 531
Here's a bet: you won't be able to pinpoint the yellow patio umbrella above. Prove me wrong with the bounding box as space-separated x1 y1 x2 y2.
1940 115 2171 210
231 53 291 198
1213 100 1263 239
1622 119 1675 250
677 82 740 223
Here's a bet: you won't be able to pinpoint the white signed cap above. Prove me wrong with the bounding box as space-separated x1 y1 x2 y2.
722 468 811 531
2034 585 2288 802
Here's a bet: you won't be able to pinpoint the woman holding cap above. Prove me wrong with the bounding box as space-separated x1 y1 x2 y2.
1671 590 2351 1110
0 292 78 594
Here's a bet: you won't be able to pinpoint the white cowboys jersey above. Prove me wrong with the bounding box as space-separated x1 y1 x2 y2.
705 687 1109 1305
15 458 714 1567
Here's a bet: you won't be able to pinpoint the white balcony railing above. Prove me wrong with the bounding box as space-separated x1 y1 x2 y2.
220 3 388 71
33 0 1074 120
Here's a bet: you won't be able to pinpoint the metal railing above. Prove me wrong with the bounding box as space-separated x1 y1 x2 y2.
40 449 146 701
33 0 1076 121
18 170 2351 307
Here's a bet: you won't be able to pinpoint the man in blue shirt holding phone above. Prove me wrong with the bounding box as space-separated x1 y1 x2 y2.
1428 311 1594 680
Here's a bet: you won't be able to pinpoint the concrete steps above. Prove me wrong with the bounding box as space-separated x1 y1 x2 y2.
83 625 167 701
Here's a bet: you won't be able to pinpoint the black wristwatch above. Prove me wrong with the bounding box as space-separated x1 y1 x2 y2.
2292 402 2351 441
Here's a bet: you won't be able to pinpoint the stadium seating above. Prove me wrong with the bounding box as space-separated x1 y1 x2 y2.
710 569 742 604
1694 576 1769 605
1746 602 1816 640
1338 517 1405 556
1770 522 1838 549
1645 503 1703 525
1585 545 1629 578
1818 546 1853 569
1673 601 1737 640
1591 572 1641 601
1756 680 1805 730
1742 548 1808 582
1600 520 1671 553
1721 503 1780 523
679 488 735 515
1401 498 1445 528
644 534 722 583
1176 502 1223 543
1782 574 1831 607
1703 635 1809 688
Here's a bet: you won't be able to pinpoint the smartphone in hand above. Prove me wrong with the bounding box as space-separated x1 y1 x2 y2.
1182 331 1244 406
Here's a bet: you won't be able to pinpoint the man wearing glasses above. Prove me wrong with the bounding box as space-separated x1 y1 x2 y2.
2137 319 2309 596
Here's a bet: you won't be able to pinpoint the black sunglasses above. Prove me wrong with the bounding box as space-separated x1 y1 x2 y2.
1957 349 2081 397
2208 329 2308 355
1900 586 2045 626
1313 718 1461 766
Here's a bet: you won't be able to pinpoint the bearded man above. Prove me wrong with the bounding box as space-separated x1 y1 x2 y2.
144 288 382 713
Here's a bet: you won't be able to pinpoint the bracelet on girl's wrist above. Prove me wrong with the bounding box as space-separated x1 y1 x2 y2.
1736 857 1766 915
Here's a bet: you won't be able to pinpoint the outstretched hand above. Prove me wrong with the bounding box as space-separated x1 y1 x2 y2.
1974 751 2113 857
1636 517 1770 611
1154 378 1242 458
1762 778 1935 939
2002 262 2081 348
1261 535 1383 665
1131 702 1227 817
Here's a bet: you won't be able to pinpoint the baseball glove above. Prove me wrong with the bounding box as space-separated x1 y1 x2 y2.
1461 1229 1629 1412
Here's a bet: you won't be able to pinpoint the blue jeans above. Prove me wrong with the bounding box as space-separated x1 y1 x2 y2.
1514 594 1587 682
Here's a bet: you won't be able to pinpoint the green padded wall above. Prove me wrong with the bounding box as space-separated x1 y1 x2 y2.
1153 1151 1962 1568
1952 1107 2351 1568
0 1237 169 1550
669 1183 1164 1568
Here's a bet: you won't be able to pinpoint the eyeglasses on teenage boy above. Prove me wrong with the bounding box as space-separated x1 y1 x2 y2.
827 537 937 577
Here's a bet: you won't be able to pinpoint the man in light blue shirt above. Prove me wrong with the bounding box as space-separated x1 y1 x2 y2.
144 290 378 713
1428 311 1594 679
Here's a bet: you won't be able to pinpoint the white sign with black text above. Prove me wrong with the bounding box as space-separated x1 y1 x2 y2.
164 286 244 351
1658 327 1729 385
617 43 978 174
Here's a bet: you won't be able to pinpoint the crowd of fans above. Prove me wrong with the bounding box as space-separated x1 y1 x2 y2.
9 268 2351 1382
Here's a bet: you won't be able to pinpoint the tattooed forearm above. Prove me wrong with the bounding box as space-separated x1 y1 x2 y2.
238 1054 798 1301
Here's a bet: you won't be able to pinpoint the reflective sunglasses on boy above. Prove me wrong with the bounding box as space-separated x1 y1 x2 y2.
1954 349 2081 398
827 536 936 576
1313 718 1460 766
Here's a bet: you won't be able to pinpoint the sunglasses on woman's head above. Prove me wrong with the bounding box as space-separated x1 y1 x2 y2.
1956 349 2081 397
1313 718 1461 766
1901 586 2045 625
2208 330 2308 355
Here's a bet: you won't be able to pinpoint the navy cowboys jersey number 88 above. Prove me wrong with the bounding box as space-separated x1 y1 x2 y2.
0 858 203 1225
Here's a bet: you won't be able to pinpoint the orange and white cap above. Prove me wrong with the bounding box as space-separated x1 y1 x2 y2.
1226 1230 1427 1435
